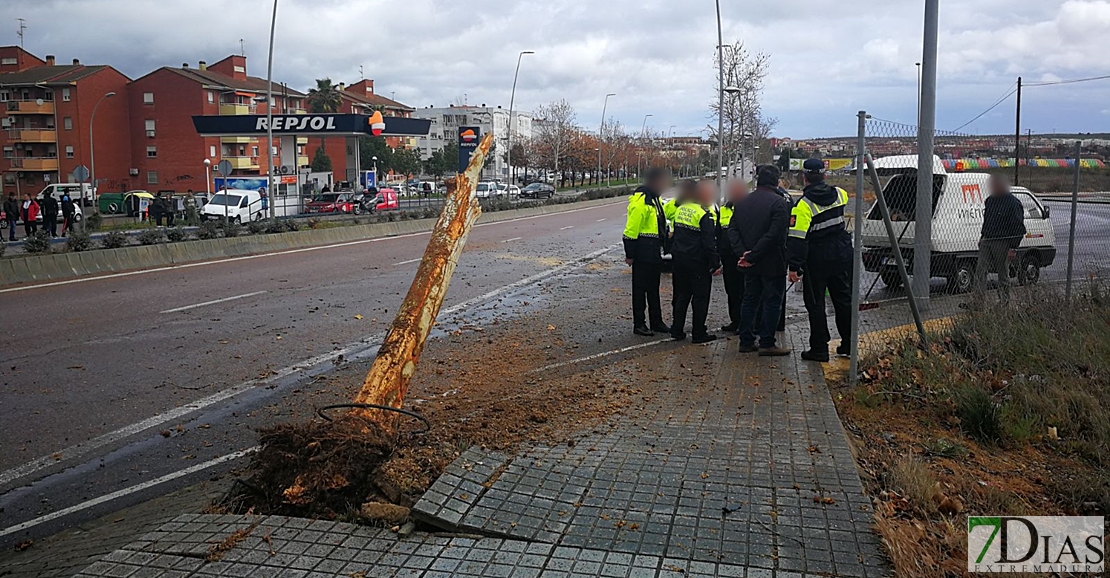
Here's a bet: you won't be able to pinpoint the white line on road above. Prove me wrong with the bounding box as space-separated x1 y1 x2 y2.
0 201 623 295
393 258 422 266
560 225 575 230
160 291 268 314
0 447 259 538
501 237 522 243
596 218 607 222
530 338 670 373
0 244 619 489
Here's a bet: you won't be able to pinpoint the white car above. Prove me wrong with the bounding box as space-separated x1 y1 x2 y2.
476 182 498 199
861 155 1057 293
200 189 266 224
36 187 85 223
507 184 521 196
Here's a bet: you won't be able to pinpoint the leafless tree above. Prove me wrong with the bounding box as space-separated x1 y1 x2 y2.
532 100 578 184
709 40 775 177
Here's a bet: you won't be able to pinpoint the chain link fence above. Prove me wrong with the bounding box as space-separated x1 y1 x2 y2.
845 112 1110 382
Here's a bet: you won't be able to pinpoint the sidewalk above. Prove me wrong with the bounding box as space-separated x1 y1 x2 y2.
68 328 888 578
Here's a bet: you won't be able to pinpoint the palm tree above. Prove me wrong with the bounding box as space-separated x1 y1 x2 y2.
307 78 342 114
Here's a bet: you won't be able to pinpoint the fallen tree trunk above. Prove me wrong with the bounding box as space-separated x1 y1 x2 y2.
352 133 494 422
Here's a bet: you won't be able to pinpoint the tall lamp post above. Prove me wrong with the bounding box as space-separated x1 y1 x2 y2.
723 85 742 180
265 0 279 219
715 0 725 199
597 93 615 187
639 114 653 178
89 91 116 213
506 50 534 184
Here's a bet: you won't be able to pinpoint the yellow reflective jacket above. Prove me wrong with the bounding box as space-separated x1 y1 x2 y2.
623 190 669 262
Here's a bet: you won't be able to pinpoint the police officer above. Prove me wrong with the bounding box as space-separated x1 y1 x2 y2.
670 180 721 343
623 168 672 336
788 158 854 362
663 179 696 223
715 180 748 332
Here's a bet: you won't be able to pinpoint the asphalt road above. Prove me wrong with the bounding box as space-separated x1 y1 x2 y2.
0 199 634 546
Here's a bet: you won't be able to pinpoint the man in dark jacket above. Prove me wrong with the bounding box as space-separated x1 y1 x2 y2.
4 193 18 241
61 194 76 235
670 180 721 343
729 165 792 356
151 192 165 226
41 193 60 237
715 180 747 333
972 175 1026 308
788 159 854 362
623 168 672 336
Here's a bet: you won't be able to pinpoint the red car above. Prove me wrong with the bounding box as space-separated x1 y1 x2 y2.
304 193 359 215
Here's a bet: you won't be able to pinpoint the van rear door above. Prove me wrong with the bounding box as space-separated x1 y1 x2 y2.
861 172 946 249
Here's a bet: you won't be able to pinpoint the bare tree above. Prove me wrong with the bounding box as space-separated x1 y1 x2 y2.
709 40 773 178
532 100 578 186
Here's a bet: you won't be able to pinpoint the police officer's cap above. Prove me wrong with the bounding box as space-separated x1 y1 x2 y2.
802 158 826 174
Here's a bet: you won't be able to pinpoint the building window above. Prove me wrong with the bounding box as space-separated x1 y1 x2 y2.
143 92 154 104
0 57 16 65
61 88 70 102
233 65 245 74
65 145 74 158
209 145 217 157
147 171 158 185
252 146 259 157
145 119 155 137
207 91 214 104
0 90 9 102
2 146 12 158
63 117 72 130
146 146 157 158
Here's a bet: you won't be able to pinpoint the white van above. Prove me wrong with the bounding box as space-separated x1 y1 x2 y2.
200 189 266 223
41 183 94 207
861 155 1056 293
36 184 85 223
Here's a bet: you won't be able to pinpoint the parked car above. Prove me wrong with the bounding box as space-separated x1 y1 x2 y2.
200 189 266 223
520 182 555 199
476 182 500 199
305 193 359 215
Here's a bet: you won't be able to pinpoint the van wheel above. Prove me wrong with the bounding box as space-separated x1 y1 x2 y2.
947 260 975 294
879 270 902 288
1019 255 1041 285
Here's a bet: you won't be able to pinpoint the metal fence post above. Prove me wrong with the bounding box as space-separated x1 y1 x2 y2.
1065 139 1081 303
849 111 866 385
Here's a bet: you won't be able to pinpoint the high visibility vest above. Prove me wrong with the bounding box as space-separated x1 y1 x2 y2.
623 192 666 240
715 204 733 227
663 198 679 222
673 203 708 231
789 187 849 240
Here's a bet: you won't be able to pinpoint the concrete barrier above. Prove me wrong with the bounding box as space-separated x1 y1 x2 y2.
0 196 627 288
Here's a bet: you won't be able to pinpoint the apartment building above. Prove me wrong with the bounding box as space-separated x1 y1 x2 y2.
412 105 532 179
313 79 416 182
0 46 131 196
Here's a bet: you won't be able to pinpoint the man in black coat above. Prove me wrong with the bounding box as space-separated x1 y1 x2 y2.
41 193 60 237
3 193 18 241
728 165 792 356
971 175 1026 308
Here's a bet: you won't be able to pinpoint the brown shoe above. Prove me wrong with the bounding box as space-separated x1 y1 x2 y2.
758 346 791 357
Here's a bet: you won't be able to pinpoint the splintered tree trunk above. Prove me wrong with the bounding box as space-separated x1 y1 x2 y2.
352 133 494 421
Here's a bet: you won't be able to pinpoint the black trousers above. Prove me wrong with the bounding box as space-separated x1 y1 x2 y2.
45 217 58 237
631 260 664 328
672 261 712 338
720 255 743 327
24 220 37 236
802 262 853 352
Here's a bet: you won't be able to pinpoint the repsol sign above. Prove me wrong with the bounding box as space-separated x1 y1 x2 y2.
256 116 338 131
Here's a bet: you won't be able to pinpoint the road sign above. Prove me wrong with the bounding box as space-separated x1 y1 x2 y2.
72 165 90 183
216 160 233 177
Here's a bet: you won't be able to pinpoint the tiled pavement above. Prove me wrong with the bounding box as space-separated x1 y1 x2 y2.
72 329 889 578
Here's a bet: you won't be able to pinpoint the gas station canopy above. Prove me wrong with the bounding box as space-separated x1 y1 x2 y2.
191 113 431 137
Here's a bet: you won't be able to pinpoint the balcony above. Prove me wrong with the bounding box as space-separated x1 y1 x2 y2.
219 103 254 116
8 129 57 143
10 156 59 171
224 156 259 170
221 136 255 144
6 100 55 114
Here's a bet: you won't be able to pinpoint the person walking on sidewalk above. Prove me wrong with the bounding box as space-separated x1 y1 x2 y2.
623 168 672 336
729 165 792 356
21 193 40 237
716 180 748 333
788 159 854 362
41 192 60 237
971 175 1025 308
4 192 19 241
670 180 721 343
61 194 76 236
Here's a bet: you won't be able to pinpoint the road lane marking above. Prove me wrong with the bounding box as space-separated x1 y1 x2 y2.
530 338 669 373
393 258 422 266
0 201 624 295
560 225 575 230
0 244 619 489
596 218 607 222
160 291 268 314
0 447 259 538
502 237 522 243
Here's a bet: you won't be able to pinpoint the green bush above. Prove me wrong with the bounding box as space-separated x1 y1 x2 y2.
221 221 242 238
197 221 220 240
85 212 103 231
166 226 187 242
65 229 93 252
137 228 165 245
247 219 267 235
22 230 52 254
101 231 129 249
955 385 1002 443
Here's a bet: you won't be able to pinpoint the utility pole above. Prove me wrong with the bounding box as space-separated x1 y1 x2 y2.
1013 76 1022 186
17 18 26 48
714 0 725 199
913 0 939 311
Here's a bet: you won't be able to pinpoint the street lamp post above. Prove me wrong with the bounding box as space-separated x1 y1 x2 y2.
723 85 742 181
715 0 725 200
598 93 615 187
915 62 922 126
265 0 278 219
506 50 534 185
89 91 116 213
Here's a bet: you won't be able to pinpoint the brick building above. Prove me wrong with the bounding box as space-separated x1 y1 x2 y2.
128 55 307 194
314 79 416 182
0 46 131 197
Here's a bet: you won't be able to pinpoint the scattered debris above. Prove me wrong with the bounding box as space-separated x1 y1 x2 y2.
204 519 260 562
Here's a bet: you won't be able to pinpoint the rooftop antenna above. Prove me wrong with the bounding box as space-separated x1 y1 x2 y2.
239 38 245 56
359 64 364 79
16 18 26 48
391 91 396 100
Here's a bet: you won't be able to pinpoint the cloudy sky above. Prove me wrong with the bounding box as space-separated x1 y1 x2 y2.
11 0 1110 138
